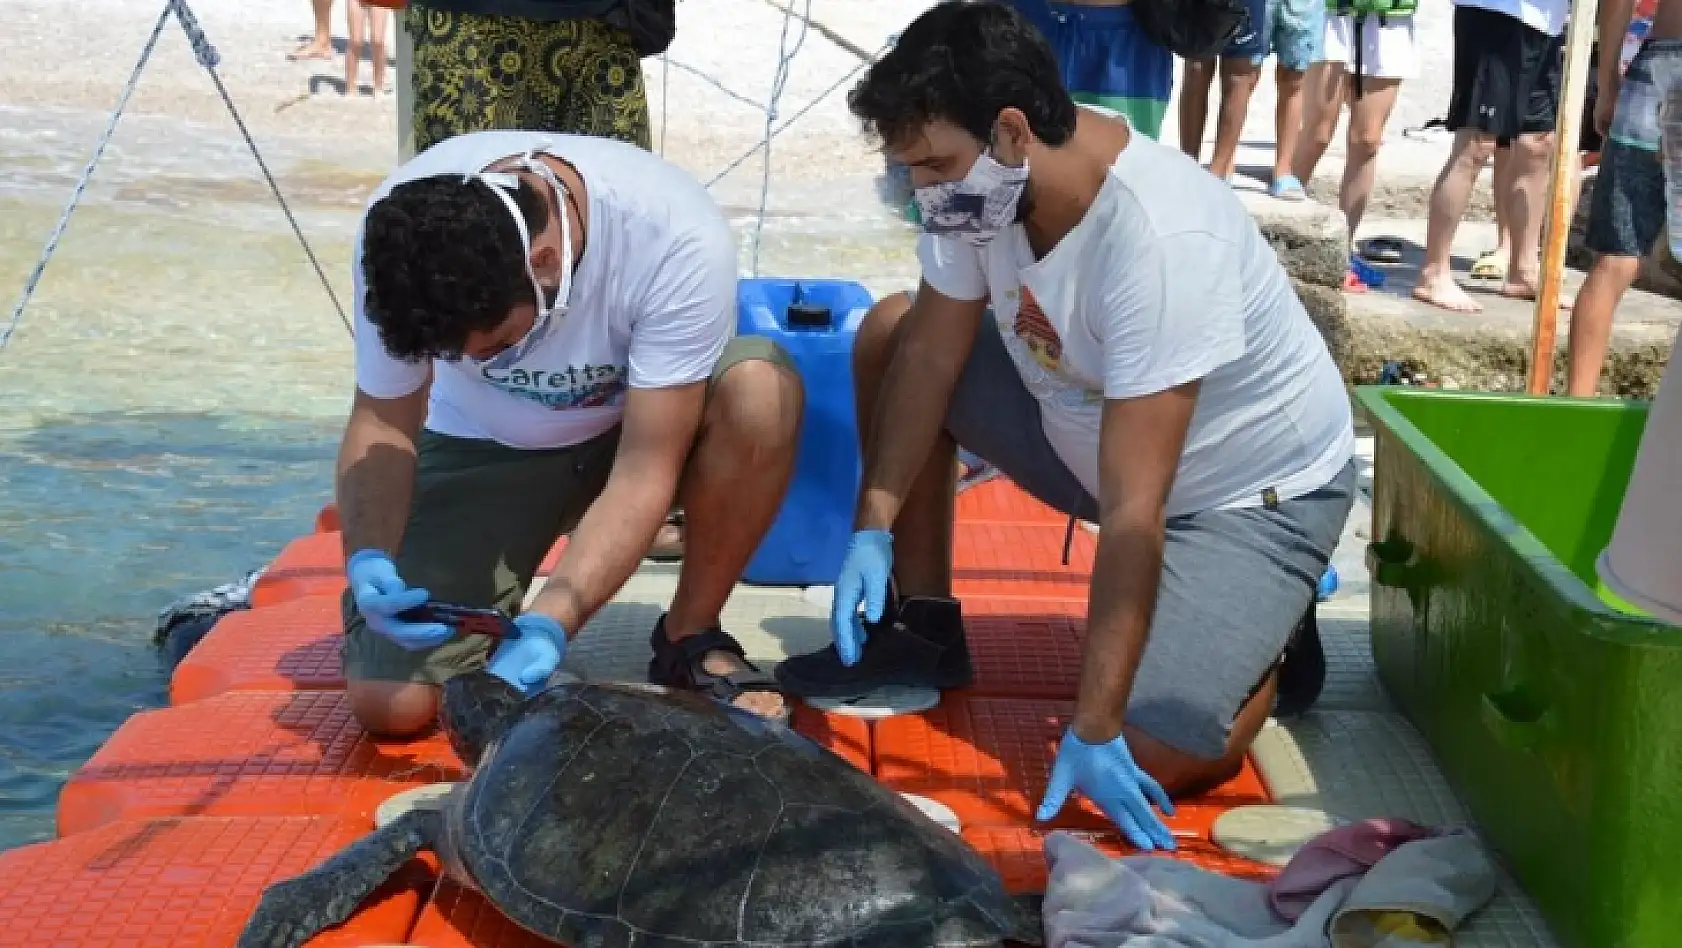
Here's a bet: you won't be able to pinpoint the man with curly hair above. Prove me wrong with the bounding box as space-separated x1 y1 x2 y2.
337 129 804 732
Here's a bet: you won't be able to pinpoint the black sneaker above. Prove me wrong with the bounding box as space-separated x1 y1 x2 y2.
1274 600 1326 717
774 594 974 699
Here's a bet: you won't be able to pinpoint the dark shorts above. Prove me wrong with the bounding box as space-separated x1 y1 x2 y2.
916 293 1356 759
340 334 792 684
406 4 651 154
1586 40 1678 258
1445 5 1564 146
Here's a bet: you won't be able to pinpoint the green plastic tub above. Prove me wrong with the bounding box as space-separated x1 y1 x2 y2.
1356 386 1682 948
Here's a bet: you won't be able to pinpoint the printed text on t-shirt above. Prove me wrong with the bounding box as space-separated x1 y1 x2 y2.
480 362 628 410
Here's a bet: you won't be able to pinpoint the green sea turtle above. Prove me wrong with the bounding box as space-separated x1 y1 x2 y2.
236 671 1045 947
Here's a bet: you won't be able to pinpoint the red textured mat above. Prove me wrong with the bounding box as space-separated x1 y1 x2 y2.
964 827 1279 893
960 612 1084 699
0 816 429 947
315 502 340 534
874 696 1269 832
954 478 1067 527
252 532 346 608
171 595 345 705
409 880 549 948
535 535 569 576
789 705 872 772
951 522 1095 597
58 690 463 836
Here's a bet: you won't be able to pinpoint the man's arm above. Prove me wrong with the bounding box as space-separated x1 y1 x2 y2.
855 282 988 531
526 381 703 634
335 382 430 560
1598 0 1639 135
1071 382 1199 743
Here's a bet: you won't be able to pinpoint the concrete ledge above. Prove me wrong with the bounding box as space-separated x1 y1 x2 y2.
1239 190 1350 289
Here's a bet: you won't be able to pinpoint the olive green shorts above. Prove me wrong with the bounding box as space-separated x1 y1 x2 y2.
341 334 793 684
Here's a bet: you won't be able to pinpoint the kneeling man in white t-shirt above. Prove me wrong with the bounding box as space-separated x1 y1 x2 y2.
775 2 1356 852
337 130 803 732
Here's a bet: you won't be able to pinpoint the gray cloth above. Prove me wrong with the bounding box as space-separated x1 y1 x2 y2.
1041 828 1497 947
939 308 1355 758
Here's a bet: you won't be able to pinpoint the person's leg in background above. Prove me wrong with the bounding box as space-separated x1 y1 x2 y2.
406 5 651 154
1179 57 1218 161
1414 5 1517 314
289 0 335 61
1567 40 1676 395
1267 0 1323 198
1499 26 1570 304
344 0 368 95
1180 0 1267 169
1292 59 1346 191
368 1 390 95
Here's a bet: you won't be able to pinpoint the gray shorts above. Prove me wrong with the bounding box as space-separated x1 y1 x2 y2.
1585 40 1678 259
937 298 1356 759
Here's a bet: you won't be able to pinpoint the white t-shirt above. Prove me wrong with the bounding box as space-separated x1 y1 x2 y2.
917 126 1354 519
352 130 739 450
1454 0 1569 37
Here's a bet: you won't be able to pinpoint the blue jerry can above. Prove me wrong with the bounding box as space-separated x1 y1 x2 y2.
736 277 873 586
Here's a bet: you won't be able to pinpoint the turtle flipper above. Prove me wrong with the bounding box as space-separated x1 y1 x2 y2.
236 808 440 948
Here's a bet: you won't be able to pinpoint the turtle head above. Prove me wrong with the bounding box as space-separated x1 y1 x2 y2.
439 671 525 768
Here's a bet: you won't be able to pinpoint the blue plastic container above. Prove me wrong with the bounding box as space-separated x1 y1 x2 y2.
736 277 872 585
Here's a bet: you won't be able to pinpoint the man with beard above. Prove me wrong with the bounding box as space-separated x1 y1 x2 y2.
774 0 1356 852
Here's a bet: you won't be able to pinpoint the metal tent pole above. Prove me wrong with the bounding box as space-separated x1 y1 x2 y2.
1527 0 1601 394
396 9 415 164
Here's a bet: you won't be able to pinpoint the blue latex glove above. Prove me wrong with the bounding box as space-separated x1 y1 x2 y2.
829 529 894 666
1037 726 1177 852
346 549 452 651
487 613 568 695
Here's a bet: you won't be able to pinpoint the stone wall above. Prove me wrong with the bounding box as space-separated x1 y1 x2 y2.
1242 191 1679 400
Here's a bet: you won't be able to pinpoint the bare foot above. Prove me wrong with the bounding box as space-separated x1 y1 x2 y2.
697 650 789 719
1499 280 1574 309
288 42 332 61
1411 273 1484 314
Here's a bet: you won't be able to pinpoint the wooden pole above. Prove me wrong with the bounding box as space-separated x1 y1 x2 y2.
1527 0 1600 394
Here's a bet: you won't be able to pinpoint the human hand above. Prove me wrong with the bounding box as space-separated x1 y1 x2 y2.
487 613 568 695
346 549 453 650
1037 726 1177 852
829 529 894 666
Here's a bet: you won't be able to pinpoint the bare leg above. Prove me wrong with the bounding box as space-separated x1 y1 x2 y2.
1179 59 1219 162
1413 129 1497 313
1501 130 1572 307
1209 58 1262 180
1291 62 1346 188
850 293 959 599
1339 77 1401 237
289 0 334 60
369 3 390 94
1566 253 1639 396
344 0 365 96
1272 65 1309 188
663 357 804 719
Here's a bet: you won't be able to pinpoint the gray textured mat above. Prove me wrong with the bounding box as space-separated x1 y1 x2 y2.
1309 616 1392 713
1252 712 1559 948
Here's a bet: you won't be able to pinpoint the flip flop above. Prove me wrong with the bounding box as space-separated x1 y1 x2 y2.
1469 250 1507 281
1269 174 1307 201
1359 236 1405 264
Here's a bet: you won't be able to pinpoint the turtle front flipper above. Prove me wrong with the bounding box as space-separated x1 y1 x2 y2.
236 808 441 948
440 670 526 767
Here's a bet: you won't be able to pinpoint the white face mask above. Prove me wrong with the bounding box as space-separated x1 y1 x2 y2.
461 146 574 369
912 144 1029 248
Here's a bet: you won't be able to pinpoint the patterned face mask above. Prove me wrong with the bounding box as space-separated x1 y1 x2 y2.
912 145 1029 248
461 146 573 369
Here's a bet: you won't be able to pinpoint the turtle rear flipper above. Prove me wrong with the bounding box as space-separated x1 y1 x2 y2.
237 808 441 948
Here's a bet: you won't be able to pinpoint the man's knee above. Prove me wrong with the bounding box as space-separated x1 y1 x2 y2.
854 292 913 372
347 677 441 737
1130 673 1275 797
709 354 803 456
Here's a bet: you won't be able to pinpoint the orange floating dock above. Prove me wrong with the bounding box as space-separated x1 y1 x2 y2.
29 476 1279 945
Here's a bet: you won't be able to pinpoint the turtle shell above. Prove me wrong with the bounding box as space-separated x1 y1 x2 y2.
449 681 1039 947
